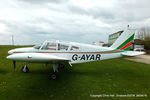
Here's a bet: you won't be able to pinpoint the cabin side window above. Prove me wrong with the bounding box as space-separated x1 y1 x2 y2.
58 43 69 50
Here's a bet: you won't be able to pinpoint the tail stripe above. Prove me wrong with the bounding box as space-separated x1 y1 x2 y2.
116 34 134 50
119 41 133 50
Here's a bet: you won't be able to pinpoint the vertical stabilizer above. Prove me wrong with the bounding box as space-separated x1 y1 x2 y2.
111 29 135 50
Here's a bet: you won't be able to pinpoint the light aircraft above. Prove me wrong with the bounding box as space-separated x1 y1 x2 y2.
7 29 145 79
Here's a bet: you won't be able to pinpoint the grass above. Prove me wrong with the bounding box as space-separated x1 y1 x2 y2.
0 45 150 100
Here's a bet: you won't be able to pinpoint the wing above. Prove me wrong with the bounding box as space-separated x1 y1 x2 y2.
121 51 145 57
7 53 70 63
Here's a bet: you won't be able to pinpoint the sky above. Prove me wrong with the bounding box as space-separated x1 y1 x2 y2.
0 0 150 45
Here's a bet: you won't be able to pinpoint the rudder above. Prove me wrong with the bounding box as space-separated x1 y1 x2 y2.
110 29 135 51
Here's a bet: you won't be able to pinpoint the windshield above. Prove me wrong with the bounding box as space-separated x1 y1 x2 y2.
34 44 41 49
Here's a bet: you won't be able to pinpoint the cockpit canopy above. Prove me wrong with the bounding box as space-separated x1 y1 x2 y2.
33 40 79 51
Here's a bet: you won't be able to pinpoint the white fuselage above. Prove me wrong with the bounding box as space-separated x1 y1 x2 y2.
7 41 123 64
7 29 137 65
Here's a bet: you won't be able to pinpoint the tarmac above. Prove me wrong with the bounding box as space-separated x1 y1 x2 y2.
125 55 150 64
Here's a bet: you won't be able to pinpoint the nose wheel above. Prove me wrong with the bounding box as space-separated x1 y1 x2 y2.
21 65 29 73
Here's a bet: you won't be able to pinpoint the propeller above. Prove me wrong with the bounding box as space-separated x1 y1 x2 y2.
13 61 16 69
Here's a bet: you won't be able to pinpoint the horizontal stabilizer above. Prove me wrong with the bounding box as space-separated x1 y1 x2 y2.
121 51 145 57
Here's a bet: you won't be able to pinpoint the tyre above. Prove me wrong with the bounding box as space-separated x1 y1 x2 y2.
50 73 57 80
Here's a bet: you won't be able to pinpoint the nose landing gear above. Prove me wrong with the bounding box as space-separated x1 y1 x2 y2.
21 63 29 73
21 65 29 73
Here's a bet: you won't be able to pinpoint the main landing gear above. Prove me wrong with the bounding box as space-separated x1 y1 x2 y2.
49 64 65 80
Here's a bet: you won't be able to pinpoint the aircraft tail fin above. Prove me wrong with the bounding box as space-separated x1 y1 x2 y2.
110 29 135 51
